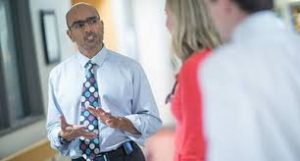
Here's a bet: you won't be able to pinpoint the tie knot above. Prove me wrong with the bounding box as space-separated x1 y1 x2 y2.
85 61 96 71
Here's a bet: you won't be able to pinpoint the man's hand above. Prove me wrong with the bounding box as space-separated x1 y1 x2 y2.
87 107 121 128
87 107 113 125
87 107 141 135
59 115 97 141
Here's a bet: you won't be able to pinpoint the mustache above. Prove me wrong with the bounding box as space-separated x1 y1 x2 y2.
84 32 97 40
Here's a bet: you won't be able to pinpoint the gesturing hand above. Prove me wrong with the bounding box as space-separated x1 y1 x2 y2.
87 107 122 128
59 115 97 141
87 107 141 135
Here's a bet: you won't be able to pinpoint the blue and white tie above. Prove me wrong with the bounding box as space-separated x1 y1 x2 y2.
79 60 101 160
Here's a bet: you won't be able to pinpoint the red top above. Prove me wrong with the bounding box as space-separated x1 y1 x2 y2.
171 49 211 161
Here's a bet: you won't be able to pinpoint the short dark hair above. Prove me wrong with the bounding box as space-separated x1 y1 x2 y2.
233 0 273 13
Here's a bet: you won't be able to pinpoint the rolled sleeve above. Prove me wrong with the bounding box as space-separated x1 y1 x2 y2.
46 70 70 155
47 121 70 155
124 113 162 145
126 63 162 145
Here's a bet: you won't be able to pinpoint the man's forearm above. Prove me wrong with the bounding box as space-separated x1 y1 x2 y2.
118 117 141 135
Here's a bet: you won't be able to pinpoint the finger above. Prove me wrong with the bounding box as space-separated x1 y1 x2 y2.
81 131 97 139
88 108 98 117
88 106 103 117
95 107 105 113
60 115 68 130
94 111 110 121
65 124 85 133
65 126 74 131
87 106 97 113
97 113 111 123
88 109 103 120
74 124 87 131
87 106 103 111
97 115 108 123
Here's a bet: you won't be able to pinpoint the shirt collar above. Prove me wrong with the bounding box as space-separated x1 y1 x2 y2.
76 46 108 68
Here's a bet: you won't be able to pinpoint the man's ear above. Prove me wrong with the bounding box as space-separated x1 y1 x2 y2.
67 30 74 42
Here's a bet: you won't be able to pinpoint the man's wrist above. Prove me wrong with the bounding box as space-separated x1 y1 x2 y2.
58 133 71 145
119 117 141 135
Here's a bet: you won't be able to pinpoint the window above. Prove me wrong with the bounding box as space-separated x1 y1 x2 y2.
0 0 43 135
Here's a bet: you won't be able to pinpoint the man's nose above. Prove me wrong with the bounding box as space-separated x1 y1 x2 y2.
83 23 93 32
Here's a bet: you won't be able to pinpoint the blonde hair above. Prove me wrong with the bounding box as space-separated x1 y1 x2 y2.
166 0 220 61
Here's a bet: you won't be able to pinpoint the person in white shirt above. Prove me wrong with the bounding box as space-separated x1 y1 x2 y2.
199 0 300 161
46 3 162 161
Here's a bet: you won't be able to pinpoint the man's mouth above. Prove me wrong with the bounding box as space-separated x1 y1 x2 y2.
86 35 94 41
85 33 96 42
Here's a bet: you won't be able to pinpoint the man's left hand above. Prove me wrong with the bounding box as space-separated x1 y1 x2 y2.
87 106 121 128
87 106 141 135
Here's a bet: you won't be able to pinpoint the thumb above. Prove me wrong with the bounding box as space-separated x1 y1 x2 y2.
60 115 68 130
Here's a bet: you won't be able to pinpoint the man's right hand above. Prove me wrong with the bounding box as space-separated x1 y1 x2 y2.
59 115 97 141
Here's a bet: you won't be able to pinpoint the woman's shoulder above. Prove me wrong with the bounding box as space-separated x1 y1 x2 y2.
181 48 212 72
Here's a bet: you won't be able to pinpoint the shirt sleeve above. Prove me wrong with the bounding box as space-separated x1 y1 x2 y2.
46 70 71 156
124 62 162 145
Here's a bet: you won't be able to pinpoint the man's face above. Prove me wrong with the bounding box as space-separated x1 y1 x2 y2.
67 6 103 52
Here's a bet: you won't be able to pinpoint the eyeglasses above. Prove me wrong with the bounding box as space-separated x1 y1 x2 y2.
69 16 100 30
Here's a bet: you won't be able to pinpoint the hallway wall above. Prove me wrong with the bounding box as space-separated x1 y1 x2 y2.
0 0 73 159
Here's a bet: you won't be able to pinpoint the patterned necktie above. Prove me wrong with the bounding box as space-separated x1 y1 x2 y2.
79 60 101 161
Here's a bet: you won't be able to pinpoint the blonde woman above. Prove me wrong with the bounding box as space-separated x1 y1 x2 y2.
165 0 220 160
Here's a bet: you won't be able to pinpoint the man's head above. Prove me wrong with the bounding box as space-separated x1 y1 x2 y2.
204 0 273 42
66 3 104 57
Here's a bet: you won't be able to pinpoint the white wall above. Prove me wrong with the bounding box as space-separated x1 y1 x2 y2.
111 0 176 127
0 0 73 158
30 0 75 111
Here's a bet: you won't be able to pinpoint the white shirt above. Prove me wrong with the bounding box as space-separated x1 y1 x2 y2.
199 11 300 161
46 47 162 158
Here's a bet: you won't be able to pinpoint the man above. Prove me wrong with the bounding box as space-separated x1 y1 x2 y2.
46 3 162 161
199 0 300 161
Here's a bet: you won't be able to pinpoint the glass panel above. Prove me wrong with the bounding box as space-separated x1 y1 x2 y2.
0 0 25 128
0 83 7 130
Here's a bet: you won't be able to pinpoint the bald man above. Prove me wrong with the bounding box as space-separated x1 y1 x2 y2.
46 3 162 161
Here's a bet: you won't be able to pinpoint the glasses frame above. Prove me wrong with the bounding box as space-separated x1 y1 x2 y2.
69 16 100 30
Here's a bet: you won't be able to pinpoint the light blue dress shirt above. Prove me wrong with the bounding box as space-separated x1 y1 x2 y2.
46 47 162 158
